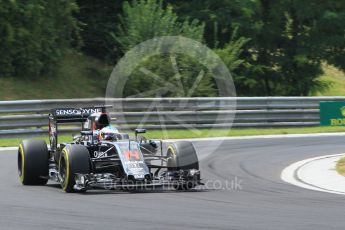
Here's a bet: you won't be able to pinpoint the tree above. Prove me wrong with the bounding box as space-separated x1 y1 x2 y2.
112 0 249 98
165 0 245 49
114 0 204 53
0 0 79 78
113 0 206 97
75 0 123 61
277 0 341 95
313 1 345 71
234 0 345 96
215 30 251 95
168 0 345 96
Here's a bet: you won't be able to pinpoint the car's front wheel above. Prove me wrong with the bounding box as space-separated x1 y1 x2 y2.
167 141 199 190
59 144 90 193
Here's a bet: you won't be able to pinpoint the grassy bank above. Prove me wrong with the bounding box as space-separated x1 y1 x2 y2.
0 52 111 100
316 63 345 96
0 54 344 100
1 126 345 147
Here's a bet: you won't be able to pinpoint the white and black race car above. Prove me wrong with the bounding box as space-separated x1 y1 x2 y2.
17 106 201 193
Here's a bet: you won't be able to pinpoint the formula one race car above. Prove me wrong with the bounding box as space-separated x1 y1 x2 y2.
17 106 201 192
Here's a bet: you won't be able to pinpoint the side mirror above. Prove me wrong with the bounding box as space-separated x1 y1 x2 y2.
134 128 146 141
135 128 146 134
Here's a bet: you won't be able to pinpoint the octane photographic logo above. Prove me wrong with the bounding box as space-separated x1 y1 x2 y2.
106 36 237 162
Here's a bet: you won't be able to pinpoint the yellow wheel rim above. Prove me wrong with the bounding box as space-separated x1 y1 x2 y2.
59 148 70 191
19 144 25 183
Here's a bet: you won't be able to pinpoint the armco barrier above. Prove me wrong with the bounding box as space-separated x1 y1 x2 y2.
0 97 343 138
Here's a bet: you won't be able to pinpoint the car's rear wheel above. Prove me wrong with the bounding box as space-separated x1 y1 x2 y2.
59 144 90 193
18 140 49 185
167 141 199 190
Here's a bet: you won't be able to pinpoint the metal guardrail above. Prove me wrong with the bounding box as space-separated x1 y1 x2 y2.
0 97 343 138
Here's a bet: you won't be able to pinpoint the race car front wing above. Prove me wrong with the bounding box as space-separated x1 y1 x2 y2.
73 169 202 191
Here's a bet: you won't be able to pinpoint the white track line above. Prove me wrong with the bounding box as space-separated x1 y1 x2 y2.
0 147 18 151
281 153 345 195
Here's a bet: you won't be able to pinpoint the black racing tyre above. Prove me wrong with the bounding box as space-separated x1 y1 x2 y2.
166 141 199 190
167 141 199 170
59 144 90 193
18 140 49 185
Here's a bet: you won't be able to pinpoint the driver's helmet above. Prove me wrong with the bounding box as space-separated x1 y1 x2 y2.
98 126 119 141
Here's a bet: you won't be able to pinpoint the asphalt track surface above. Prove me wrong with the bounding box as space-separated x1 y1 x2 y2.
1 136 345 230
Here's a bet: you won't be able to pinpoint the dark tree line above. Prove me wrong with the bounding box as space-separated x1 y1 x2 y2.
0 0 79 78
165 0 345 95
1 0 344 96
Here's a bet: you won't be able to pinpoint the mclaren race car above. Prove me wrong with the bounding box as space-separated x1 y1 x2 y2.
17 106 201 192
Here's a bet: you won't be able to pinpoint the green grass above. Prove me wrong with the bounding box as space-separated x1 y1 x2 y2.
2 126 345 147
0 52 111 100
0 136 73 148
316 63 345 96
336 157 345 177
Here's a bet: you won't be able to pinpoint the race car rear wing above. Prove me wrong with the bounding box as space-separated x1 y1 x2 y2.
50 106 112 123
48 105 112 151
